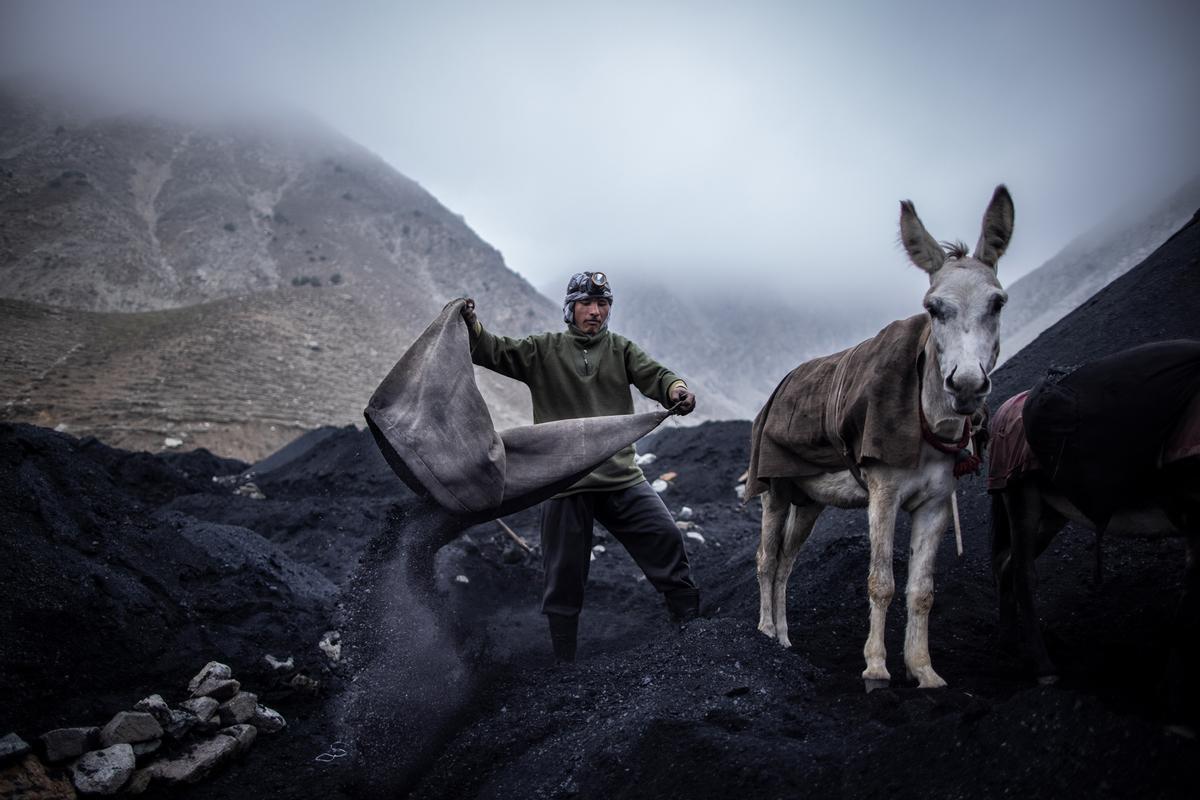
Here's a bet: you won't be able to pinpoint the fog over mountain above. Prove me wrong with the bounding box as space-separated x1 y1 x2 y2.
0 85 559 458
999 174 1200 361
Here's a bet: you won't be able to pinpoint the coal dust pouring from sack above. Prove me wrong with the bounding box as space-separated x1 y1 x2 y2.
338 296 684 795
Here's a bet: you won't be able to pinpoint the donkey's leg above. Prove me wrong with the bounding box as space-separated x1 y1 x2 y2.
863 485 899 690
904 498 952 688
991 491 1019 647
756 484 790 640
1006 480 1058 682
1164 535 1200 727
770 503 823 648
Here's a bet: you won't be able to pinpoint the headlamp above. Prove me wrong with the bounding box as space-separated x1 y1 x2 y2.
567 271 611 297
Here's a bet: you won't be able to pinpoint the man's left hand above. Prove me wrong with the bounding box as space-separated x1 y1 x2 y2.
670 385 696 415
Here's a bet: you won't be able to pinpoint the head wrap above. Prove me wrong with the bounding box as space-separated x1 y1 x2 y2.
563 271 614 327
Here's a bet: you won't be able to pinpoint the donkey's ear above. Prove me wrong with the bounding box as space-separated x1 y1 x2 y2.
973 184 1014 268
900 200 945 274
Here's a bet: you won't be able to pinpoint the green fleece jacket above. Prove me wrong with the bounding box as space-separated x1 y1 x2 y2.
470 322 684 495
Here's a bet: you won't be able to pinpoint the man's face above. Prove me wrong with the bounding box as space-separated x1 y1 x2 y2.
573 297 611 334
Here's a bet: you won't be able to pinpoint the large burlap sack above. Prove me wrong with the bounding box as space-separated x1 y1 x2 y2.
364 299 668 519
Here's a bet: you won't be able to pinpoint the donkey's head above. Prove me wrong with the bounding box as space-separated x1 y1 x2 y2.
900 185 1014 415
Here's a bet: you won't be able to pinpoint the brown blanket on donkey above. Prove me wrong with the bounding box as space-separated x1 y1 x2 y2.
745 314 931 500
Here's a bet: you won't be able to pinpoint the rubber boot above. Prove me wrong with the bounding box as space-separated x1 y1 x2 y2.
665 587 701 629
547 613 578 663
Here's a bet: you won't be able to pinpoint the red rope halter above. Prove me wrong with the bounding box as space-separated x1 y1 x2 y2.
918 403 981 478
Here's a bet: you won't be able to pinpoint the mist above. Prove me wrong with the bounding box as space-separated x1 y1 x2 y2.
3 0 1198 312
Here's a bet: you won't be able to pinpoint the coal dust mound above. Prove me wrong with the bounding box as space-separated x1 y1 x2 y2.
3 211 1199 799
0 423 418 742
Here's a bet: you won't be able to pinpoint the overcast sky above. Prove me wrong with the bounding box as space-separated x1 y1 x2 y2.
3 0 1198 310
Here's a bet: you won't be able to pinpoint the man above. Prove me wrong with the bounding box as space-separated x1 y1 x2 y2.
461 271 700 663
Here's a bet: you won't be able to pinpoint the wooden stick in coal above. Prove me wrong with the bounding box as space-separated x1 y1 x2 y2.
950 490 963 557
496 518 532 553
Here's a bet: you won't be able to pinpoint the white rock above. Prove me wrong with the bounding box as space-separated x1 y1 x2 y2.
287 673 319 693
217 724 257 755
675 521 694 532
318 630 342 662
180 697 219 723
163 437 183 448
133 695 171 725
651 479 669 493
454 574 470 584
188 662 232 693
217 692 258 726
147 736 238 784
162 709 196 740
72 743 135 795
191 676 241 701
132 739 162 757
734 484 746 501
0 732 30 762
634 452 657 466
233 481 266 500
40 727 97 762
677 506 694 521
251 704 287 733
98 712 162 747
685 531 706 544
263 654 294 673
591 545 606 554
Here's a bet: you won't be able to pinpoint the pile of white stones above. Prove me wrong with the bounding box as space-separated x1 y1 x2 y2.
0 660 286 796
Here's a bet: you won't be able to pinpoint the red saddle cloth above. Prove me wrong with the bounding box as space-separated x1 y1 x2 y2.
987 387 1200 492
986 391 1039 491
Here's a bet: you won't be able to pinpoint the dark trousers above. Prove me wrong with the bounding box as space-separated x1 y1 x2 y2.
540 480 697 618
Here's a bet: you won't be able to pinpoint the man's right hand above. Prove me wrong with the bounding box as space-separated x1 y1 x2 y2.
461 298 477 328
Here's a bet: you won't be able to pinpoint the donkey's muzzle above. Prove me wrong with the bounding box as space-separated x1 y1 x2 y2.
945 365 991 414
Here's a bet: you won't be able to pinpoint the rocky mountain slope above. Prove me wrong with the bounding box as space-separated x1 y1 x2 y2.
607 282 890 421
1000 174 1200 360
0 85 557 458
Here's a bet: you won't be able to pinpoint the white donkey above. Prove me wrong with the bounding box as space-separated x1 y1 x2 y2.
749 186 1014 690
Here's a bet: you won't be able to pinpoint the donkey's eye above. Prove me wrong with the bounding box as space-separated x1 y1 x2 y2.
988 294 1007 315
924 298 952 321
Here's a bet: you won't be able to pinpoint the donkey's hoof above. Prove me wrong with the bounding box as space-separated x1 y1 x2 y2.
1037 674 1059 686
863 677 891 693
908 666 947 689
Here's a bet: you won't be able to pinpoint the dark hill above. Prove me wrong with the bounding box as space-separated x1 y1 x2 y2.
993 208 1200 400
